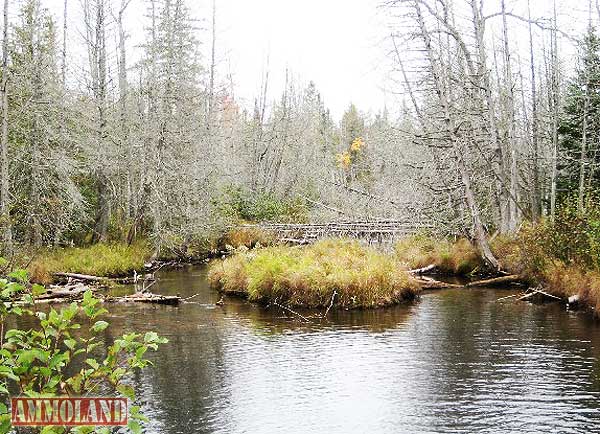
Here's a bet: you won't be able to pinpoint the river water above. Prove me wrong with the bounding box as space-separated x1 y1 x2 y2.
81 265 600 433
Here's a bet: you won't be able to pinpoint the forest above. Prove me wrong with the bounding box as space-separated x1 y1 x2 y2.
0 0 596 265
2 0 600 432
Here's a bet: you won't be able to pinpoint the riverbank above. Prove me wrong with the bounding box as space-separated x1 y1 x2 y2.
14 227 275 285
10 216 600 316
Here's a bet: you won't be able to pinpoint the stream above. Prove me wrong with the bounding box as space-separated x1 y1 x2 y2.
48 265 600 432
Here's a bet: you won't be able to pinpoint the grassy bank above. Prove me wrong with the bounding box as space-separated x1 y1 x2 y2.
208 239 419 309
394 235 482 275
28 242 153 284
394 205 600 315
21 226 274 285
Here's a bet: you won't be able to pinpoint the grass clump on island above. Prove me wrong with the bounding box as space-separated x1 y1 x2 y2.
208 239 419 309
28 242 153 284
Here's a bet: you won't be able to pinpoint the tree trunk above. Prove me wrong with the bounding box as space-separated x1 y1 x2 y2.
0 0 11 253
528 0 541 220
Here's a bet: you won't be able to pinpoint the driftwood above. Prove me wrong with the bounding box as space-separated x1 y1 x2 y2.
517 288 562 302
108 292 181 305
408 264 437 275
568 294 581 308
465 275 523 288
496 293 519 301
414 275 462 289
54 272 106 282
54 272 155 285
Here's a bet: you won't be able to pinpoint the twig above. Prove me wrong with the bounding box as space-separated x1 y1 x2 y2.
496 294 519 301
271 299 312 323
322 290 337 318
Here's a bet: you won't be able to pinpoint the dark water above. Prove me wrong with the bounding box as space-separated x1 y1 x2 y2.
54 266 600 433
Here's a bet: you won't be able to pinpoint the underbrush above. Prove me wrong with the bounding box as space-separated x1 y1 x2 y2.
208 239 419 309
213 186 309 223
28 242 153 284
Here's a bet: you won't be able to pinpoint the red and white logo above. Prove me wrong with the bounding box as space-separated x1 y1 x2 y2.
11 397 128 426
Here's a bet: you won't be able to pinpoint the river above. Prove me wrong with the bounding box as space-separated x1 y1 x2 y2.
74 265 600 433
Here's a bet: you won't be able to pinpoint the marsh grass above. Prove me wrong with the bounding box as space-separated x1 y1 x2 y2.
394 235 482 275
218 227 276 250
208 239 419 309
29 242 153 284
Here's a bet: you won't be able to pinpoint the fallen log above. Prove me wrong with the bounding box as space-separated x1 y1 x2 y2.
414 275 462 289
54 272 106 282
35 284 97 301
54 272 155 285
568 294 581 308
408 264 437 275
108 292 181 305
465 275 523 288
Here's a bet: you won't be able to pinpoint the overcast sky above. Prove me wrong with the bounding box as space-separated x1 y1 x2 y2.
39 0 590 120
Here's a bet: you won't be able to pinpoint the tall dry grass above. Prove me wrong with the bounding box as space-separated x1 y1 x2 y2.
28 242 152 284
394 235 482 275
208 239 419 309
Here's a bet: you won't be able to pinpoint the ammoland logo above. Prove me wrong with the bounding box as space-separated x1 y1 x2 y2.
10 397 128 426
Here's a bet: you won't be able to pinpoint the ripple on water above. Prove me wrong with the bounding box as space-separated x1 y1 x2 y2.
91 267 600 433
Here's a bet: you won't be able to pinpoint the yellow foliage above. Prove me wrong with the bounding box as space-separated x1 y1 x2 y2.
350 137 365 152
336 152 352 169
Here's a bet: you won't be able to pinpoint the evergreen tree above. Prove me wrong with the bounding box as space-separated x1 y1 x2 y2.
558 25 600 200
9 0 82 245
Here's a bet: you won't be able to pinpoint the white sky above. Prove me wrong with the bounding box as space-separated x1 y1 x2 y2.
37 0 591 120
37 0 389 119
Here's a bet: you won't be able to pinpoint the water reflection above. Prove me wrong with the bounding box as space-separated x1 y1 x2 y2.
12 266 600 433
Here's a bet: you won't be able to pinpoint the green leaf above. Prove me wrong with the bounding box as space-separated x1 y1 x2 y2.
32 283 46 296
85 358 100 370
49 351 70 369
144 331 159 343
117 383 136 400
127 420 142 434
0 413 11 434
91 320 109 333
64 338 77 350
7 269 28 283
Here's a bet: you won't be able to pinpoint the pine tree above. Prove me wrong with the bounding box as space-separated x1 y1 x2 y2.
558 25 600 202
9 0 82 245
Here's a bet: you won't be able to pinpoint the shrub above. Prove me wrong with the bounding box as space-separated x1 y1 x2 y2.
213 186 309 223
0 266 167 433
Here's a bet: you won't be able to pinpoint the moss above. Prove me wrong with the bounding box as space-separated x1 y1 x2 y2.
208 239 419 309
29 242 153 284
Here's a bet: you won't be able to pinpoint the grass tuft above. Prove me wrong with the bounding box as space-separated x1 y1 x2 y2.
208 239 419 309
218 227 276 250
29 242 153 284
394 235 482 275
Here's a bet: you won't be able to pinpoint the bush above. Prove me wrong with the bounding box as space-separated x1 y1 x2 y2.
0 266 167 433
213 186 309 223
208 239 419 309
